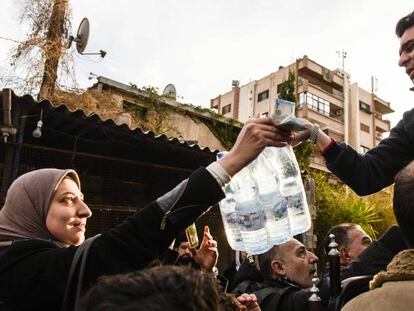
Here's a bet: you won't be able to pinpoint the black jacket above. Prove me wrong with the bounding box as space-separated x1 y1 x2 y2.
254 278 311 311
324 108 414 196
231 259 263 295
0 167 224 311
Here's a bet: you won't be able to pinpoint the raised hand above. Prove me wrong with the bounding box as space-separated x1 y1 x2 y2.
218 116 293 176
193 226 218 273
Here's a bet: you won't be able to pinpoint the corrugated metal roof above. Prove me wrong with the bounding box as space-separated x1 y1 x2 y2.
11 92 218 155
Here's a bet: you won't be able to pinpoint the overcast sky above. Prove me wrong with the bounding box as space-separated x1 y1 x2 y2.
1 0 413 127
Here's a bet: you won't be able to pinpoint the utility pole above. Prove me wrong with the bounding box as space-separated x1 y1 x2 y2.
336 49 349 144
336 49 347 72
38 0 69 100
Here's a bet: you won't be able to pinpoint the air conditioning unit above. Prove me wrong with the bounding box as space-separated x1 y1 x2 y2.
232 80 240 87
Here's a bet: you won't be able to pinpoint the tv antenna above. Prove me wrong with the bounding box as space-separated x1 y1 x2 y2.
336 49 347 71
68 18 106 58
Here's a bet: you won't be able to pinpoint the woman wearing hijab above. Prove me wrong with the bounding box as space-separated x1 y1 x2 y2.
0 116 286 311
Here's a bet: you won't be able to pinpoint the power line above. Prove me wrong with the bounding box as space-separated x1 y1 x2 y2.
0 35 22 44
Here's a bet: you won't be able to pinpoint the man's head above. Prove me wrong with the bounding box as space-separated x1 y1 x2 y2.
393 161 414 248
396 11 414 84
259 239 318 288
324 223 372 267
173 232 194 265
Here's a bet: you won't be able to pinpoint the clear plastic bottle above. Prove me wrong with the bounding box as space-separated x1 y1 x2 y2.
217 152 245 251
219 184 245 251
273 146 311 235
231 168 270 254
250 149 292 245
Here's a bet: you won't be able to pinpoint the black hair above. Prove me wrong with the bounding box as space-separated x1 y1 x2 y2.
258 245 281 278
396 11 414 37
173 231 187 249
80 265 221 311
323 223 359 255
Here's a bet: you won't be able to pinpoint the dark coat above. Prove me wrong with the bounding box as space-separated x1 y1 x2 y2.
254 278 311 311
0 168 224 311
324 107 414 196
231 259 263 295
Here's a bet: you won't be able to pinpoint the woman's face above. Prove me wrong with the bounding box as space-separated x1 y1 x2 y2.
46 177 92 246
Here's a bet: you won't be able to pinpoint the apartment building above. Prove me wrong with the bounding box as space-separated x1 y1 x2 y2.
210 55 394 172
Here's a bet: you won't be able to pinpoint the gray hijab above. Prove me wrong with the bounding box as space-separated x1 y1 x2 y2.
0 168 80 247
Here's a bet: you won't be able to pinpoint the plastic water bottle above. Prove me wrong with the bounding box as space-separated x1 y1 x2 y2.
219 184 245 251
273 147 311 235
251 148 292 245
231 168 270 254
217 152 245 251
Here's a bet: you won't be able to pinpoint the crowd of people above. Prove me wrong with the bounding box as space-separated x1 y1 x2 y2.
1 9 414 311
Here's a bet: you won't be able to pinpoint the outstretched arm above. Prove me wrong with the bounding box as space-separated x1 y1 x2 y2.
277 116 412 195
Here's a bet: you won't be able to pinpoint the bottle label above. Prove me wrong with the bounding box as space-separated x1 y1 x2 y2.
238 210 265 231
224 211 239 226
223 212 243 243
273 200 288 220
285 192 305 216
280 159 297 178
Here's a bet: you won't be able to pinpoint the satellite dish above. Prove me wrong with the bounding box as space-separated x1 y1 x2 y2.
68 18 90 54
162 84 177 99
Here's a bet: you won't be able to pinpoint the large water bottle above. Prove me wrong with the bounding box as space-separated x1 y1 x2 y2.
273 146 311 235
217 152 245 251
252 148 292 245
231 168 270 254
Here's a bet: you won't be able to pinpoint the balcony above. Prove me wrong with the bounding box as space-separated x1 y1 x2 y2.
375 131 384 141
297 105 344 135
373 95 394 115
298 79 344 107
210 97 220 109
296 56 344 91
374 113 391 132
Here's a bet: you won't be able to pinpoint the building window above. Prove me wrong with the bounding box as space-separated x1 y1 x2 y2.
360 123 370 133
258 90 269 102
222 104 231 114
360 145 370 154
332 109 344 118
359 101 372 114
298 92 330 116
277 81 288 93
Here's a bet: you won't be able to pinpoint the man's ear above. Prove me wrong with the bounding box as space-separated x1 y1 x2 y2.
340 247 352 264
271 259 286 277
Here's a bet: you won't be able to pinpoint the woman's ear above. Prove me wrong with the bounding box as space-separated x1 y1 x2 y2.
271 259 286 277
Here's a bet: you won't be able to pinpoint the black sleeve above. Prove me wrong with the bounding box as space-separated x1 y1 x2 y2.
84 167 225 285
323 109 414 196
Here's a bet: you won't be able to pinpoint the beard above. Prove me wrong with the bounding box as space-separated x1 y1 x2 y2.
176 254 192 266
